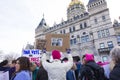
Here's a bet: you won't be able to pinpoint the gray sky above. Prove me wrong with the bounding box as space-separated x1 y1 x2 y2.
0 0 120 54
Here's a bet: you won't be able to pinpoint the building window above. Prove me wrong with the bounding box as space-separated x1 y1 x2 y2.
100 43 105 48
74 38 77 44
81 35 89 43
105 29 110 36
94 18 98 24
80 23 83 29
102 15 106 21
84 22 87 28
97 31 101 38
107 41 114 50
60 30 62 34
117 36 120 42
101 30 105 37
70 39 74 45
69 26 75 33
63 29 66 34
73 26 75 32
69 27 72 33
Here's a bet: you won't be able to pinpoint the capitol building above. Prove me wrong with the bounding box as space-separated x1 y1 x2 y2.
34 0 120 61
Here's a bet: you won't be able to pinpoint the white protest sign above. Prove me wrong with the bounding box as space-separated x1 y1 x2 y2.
0 71 9 80
22 49 42 63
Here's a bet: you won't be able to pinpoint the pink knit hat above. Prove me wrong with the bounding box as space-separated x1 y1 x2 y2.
85 53 94 62
52 50 61 59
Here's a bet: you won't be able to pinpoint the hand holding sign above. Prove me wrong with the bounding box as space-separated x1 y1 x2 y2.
42 48 46 53
66 48 71 54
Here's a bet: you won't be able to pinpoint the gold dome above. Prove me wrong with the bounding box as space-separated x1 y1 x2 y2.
68 0 83 8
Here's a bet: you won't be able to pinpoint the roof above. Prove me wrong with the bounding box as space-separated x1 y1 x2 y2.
37 17 47 29
88 0 97 5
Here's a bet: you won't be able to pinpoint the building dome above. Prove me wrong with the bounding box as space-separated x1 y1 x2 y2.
68 0 83 8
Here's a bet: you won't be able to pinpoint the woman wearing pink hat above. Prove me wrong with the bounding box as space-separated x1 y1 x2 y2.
41 49 73 80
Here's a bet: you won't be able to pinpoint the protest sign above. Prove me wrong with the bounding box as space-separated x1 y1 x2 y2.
0 71 9 80
45 33 70 52
22 49 41 63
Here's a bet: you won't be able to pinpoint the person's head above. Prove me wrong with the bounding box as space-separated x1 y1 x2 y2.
10 60 16 67
15 57 30 72
85 53 94 62
82 55 86 64
52 50 61 60
110 46 120 64
30 62 37 71
0 60 9 67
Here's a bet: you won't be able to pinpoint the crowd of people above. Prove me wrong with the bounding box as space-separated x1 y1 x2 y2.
0 46 120 80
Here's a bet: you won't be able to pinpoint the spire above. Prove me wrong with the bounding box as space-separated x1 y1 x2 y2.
37 15 47 29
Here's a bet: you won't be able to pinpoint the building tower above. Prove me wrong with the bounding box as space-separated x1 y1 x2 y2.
67 0 86 20
35 15 48 40
87 0 117 60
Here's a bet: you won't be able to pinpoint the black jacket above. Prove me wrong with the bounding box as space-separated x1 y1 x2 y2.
36 66 48 80
110 63 120 80
80 61 102 80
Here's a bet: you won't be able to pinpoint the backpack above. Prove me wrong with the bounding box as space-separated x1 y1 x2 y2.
84 65 109 80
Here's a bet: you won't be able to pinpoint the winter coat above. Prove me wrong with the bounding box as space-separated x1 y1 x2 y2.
36 66 48 80
42 54 73 80
12 70 31 80
110 63 120 80
80 61 102 80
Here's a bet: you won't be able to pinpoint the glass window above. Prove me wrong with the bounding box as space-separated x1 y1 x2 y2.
107 41 113 50
81 35 89 43
73 26 75 31
97 31 101 38
94 18 98 24
100 43 105 48
69 27 72 33
84 22 87 28
80 24 83 29
102 15 106 21
105 29 110 36
63 29 66 34
74 38 77 44
60 30 62 34
70 39 74 45
101 30 105 37
117 36 120 42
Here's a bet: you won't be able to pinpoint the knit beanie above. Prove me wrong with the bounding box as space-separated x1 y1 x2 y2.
52 50 61 59
85 53 94 62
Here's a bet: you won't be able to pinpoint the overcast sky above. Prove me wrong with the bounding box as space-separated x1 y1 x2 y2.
0 0 120 55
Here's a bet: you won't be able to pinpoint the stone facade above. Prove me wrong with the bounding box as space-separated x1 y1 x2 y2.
35 0 118 61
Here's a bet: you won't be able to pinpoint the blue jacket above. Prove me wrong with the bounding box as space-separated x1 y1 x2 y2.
13 70 31 80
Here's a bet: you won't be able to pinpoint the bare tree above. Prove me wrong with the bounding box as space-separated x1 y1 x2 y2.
4 52 20 62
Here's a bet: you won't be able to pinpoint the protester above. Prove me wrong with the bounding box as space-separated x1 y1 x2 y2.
11 57 31 80
36 61 48 80
9 60 16 79
109 46 120 80
62 57 77 80
30 62 39 80
79 53 107 80
0 59 9 71
42 49 73 80
73 56 81 80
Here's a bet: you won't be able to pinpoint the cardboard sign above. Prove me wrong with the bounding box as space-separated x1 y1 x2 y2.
45 33 70 52
0 71 9 80
35 39 46 50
